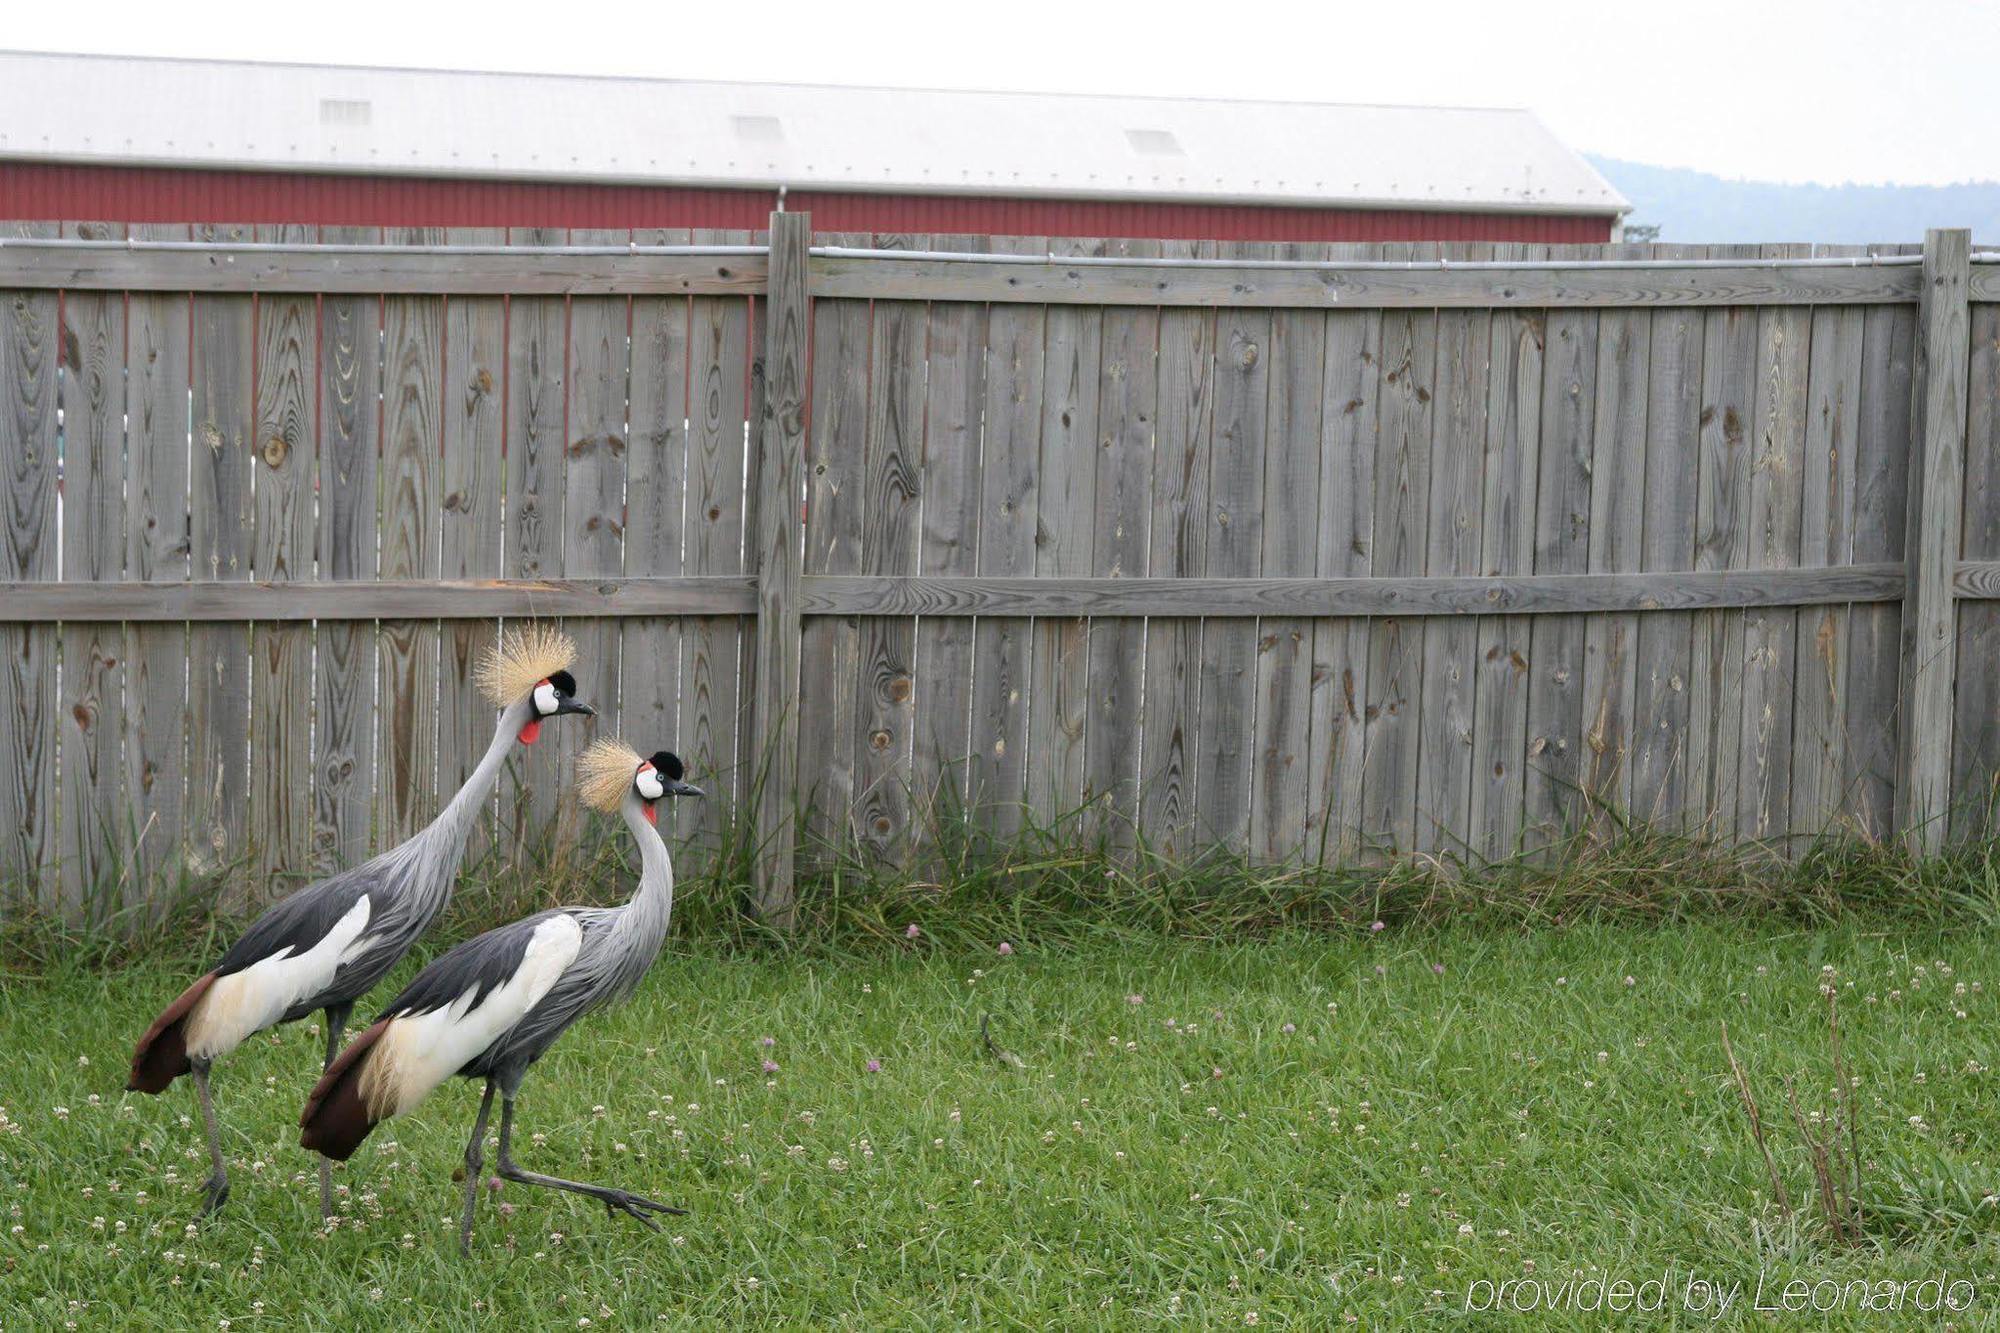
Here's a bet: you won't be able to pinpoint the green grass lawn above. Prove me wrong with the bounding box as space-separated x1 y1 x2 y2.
5 920 1999 1327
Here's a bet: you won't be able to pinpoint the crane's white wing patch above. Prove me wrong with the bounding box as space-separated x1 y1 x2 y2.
184 895 374 1060
363 915 584 1119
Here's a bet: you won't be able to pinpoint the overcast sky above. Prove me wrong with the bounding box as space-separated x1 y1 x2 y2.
10 0 1994 187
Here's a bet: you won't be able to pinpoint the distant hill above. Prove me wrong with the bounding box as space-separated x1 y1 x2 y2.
1586 155 2000 245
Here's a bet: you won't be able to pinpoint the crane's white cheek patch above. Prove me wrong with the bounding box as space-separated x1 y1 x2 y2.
184 896 373 1060
532 681 559 716
360 915 582 1120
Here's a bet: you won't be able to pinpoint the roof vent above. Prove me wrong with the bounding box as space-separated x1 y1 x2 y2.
319 98 372 127
731 115 784 143
1125 128 1183 156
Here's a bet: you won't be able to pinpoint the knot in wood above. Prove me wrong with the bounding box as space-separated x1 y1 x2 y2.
262 436 288 468
870 729 892 752
888 677 912 703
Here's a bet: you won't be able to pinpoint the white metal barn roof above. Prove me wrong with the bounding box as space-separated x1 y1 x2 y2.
0 50 1628 217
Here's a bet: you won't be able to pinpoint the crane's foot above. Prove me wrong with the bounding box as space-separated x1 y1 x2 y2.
597 1188 686 1231
198 1171 230 1217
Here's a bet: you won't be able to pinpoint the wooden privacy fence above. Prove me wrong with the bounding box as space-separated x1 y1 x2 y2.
3 216 1999 925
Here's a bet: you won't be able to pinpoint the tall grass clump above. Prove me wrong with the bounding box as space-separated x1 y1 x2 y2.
11 775 2000 974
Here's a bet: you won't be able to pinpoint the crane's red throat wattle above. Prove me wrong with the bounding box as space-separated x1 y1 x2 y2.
518 719 542 745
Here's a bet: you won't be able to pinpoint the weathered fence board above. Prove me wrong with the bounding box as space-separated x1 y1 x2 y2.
250 261 317 887
1466 258 1544 860
1138 240 1214 857
378 232 444 848
1845 250 1918 839
1307 259 1383 862
1417 291 1491 856
852 239 925 858
5 222 1994 921
502 259 568 855
59 266 126 913
315 223 382 873
1791 268 1867 840
438 226 509 859
125 225 193 894
913 237 990 831
1687 250 1761 836
1199 280 1274 853
624 226 695 855
964 233 1047 838
798 281 872 853
1363 249 1438 856
563 228 634 845
1251 243 1327 862
1629 245 1707 829
682 228 755 851
1028 237 1106 831
1955 299 2000 835
0 222 58 905
1896 231 1971 852
1581 298 1650 833
186 290 253 887
1524 305 1598 849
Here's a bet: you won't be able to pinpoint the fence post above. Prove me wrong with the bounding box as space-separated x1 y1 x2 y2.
1895 227 1971 854
749 211 810 925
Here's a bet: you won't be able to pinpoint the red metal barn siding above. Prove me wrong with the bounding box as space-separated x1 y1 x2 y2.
789 191 1612 243
0 163 1617 243
0 163 775 232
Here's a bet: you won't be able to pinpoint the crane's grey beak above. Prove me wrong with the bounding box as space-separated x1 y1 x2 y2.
556 697 595 717
667 779 705 798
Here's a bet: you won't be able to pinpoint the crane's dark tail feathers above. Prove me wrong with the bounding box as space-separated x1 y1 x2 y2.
299 1017 393 1161
127 971 219 1094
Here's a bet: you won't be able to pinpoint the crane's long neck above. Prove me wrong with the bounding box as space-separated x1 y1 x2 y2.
617 796 675 945
404 700 529 893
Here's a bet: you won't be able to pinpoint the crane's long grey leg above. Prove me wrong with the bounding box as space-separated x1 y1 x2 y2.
458 1080 497 1255
190 1059 228 1216
494 1093 684 1231
317 1001 353 1221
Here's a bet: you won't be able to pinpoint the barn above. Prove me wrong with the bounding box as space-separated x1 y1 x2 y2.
0 50 1628 244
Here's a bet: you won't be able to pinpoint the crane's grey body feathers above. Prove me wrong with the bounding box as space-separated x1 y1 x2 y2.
471 797 677 1088
379 910 574 1022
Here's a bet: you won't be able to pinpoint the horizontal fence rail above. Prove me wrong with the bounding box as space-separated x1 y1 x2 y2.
2 218 1996 927
0 237 1947 306
797 567 1915 617
0 240 768 294
12 564 1971 621
0 578 763 621
807 256 1926 307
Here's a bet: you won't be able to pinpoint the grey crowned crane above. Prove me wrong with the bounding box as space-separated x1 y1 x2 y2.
299 738 702 1253
126 624 594 1218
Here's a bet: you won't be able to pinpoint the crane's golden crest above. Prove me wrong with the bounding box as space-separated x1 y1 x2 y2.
577 738 645 812
475 623 577 707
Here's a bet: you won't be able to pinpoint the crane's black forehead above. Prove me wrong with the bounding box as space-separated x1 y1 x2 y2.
650 750 684 780
547 669 577 695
